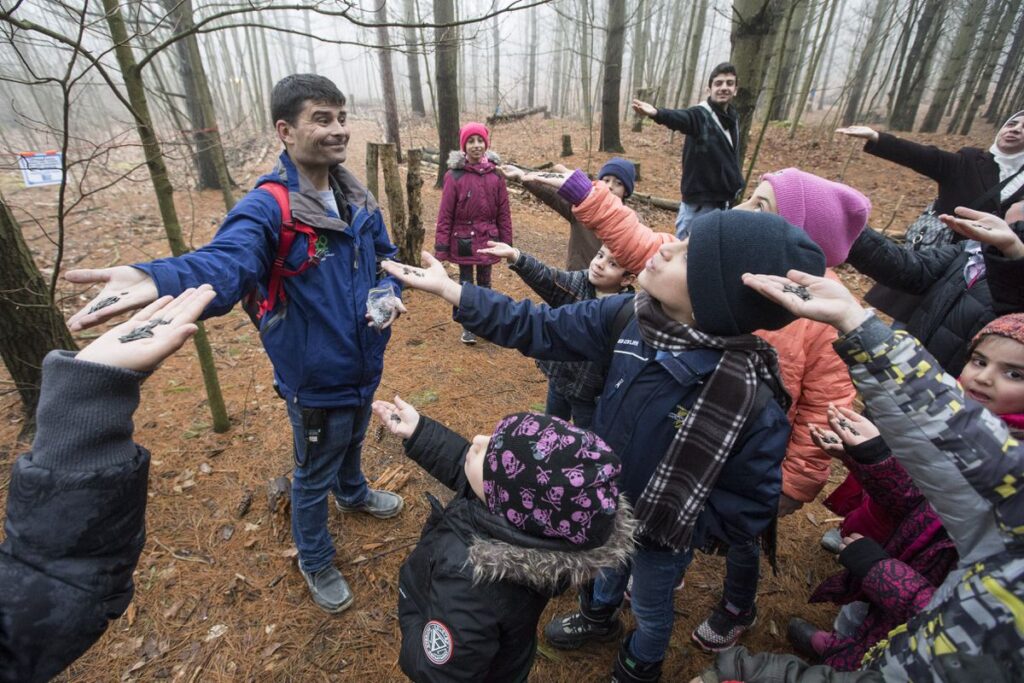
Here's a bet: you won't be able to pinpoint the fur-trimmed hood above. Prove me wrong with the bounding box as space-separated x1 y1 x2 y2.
447 149 502 172
466 498 637 593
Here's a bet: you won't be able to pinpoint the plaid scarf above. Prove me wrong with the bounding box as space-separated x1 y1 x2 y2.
632 291 790 551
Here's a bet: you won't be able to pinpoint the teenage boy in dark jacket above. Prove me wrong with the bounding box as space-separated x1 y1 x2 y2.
0 287 215 683
62 75 406 614
372 399 635 682
632 63 744 239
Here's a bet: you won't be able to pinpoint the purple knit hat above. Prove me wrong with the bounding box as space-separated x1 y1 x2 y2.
482 413 621 549
459 122 490 151
762 169 871 267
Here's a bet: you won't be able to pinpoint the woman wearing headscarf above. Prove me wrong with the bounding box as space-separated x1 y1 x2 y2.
837 111 1024 325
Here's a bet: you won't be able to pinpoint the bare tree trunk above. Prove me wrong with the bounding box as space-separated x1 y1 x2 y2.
550 19 564 117
579 0 593 130
919 2 986 132
948 0 1012 133
599 0 627 152
815 0 845 109
491 0 501 111
415 0 438 125
984 2 1024 123
955 0 1016 135
404 148 425 265
378 142 407 261
527 5 538 108
375 0 403 162
628 0 648 110
731 0 787 163
769 0 809 121
888 0 949 131
161 0 234 210
674 0 705 108
434 0 460 187
0 194 77 431
303 11 316 73
789 0 839 136
841 0 888 126
101 0 229 433
404 0 427 117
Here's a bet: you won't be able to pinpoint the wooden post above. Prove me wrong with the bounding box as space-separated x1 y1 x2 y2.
631 161 641 182
378 142 407 254
366 141 380 199
561 134 573 157
404 148 425 265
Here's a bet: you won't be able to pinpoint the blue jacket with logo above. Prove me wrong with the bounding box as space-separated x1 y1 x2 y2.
456 286 790 549
136 152 400 407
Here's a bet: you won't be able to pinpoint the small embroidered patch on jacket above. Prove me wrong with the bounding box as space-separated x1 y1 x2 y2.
422 620 453 665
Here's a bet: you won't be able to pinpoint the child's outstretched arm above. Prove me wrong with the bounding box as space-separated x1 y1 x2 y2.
0 286 216 683
479 241 582 308
383 252 623 364
373 395 470 492
744 270 1022 563
526 171 672 274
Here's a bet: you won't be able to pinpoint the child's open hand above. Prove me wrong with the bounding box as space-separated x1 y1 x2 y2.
499 165 525 181
940 207 1024 259
477 241 520 263
809 423 845 458
826 404 879 447
522 170 571 189
381 252 462 305
371 395 420 439
742 270 869 333
75 285 216 372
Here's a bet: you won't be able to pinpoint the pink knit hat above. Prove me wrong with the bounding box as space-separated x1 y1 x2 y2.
459 122 490 152
762 169 871 267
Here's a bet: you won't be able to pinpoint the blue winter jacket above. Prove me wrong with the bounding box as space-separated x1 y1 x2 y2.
136 152 401 407
456 286 790 549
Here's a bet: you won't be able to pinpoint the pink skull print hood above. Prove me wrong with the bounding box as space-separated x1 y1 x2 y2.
482 413 622 549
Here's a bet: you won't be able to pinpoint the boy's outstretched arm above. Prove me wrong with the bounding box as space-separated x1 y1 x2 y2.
0 286 216 683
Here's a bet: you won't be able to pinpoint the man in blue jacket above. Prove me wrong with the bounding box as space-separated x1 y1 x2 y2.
64 74 405 615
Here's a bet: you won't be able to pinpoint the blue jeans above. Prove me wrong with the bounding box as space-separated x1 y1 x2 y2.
592 547 694 664
675 201 725 240
286 401 372 573
591 540 761 664
545 381 597 428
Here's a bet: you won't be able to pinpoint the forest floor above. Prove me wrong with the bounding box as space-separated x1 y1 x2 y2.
0 111 1000 682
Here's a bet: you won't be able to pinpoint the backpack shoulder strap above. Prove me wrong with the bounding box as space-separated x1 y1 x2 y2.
253 182 318 320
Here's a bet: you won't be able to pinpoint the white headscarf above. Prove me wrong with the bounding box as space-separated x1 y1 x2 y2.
990 110 1024 203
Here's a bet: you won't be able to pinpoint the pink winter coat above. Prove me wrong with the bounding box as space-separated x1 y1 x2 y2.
434 151 513 266
572 182 855 503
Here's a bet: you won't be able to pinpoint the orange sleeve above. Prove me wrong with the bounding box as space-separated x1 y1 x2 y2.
779 273 857 502
571 182 675 275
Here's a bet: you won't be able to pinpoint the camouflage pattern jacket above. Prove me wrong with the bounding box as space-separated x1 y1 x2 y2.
0 351 149 683
700 314 1023 683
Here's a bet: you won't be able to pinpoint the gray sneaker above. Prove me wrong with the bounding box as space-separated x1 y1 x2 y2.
300 564 354 613
335 488 404 519
460 329 477 345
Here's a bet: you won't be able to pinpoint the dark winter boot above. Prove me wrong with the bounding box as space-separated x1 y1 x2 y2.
610 633 663 682
543 586 623 650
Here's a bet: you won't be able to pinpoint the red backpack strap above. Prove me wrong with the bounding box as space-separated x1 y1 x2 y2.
256 183 319 319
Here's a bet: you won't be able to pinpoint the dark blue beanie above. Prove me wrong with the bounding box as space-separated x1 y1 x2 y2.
598 157 636 198
687 211 826 336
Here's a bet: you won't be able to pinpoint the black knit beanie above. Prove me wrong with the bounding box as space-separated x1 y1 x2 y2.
687 210 826 335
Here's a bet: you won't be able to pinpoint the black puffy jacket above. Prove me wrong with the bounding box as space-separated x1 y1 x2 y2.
846 224 1024 375
0 352 149 683
397 418 635 682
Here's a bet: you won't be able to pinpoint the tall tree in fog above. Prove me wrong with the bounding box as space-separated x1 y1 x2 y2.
434 0 460 186
599 0 627 152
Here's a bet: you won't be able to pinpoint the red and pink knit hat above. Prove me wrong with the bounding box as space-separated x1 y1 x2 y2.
459 122 490 152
